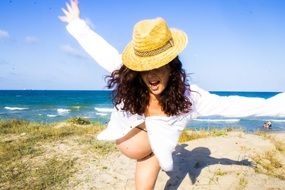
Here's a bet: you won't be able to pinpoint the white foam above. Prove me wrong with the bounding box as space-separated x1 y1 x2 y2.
270 119 285 123
57 108 70 115
194 118 240 123
96 112 108 116
94 107 113 113
4 106 28 111
47 114 57 117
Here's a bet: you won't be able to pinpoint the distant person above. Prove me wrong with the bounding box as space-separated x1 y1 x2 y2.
59 1 285 189
263 121 272 129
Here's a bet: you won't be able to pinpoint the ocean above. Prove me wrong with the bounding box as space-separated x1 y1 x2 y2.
0 90 284 132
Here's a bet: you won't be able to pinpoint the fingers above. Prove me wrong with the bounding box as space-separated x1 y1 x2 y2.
66 3 72 12
61 8 69 16
59 8 69 23
58 16 68 23
70 0 78 6
70 0 78 10
71 0 79 13
59 0 80 23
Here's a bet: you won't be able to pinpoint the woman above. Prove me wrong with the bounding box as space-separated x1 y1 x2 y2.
59 1 285 189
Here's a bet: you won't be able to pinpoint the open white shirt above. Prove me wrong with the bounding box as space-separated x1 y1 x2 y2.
66 18 285 171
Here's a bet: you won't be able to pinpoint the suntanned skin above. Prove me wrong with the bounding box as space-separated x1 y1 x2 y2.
115 123 152 160
115 65 171 190
60 2 171 189
115 96 167 190
115 64 170 160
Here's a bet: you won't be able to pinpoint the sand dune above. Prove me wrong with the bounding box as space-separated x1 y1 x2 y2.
66 131 285 189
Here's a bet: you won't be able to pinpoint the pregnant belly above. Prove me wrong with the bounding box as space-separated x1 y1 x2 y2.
116 126 152 160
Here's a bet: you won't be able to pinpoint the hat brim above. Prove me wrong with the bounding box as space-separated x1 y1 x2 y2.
122 29 188 71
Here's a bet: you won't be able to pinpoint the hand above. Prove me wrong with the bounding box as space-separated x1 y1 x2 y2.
58 0 80 24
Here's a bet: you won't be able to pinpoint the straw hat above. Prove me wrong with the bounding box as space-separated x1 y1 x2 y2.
122 17 188 71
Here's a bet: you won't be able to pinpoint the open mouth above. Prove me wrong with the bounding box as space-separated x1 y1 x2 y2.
149 81 160 91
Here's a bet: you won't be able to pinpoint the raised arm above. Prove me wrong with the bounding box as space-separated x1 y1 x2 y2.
59 0 122 73
190 85 285 118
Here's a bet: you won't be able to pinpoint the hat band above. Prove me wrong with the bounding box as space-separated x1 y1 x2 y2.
134 38 174 57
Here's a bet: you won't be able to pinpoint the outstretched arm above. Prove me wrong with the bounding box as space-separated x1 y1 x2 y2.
190 85 285 118
59 0 122 73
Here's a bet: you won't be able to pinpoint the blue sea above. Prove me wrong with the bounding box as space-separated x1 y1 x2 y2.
0 90 284 132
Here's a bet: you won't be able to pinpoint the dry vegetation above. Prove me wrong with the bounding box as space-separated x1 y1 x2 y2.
178 127 235 143
1 119 284 189
252 131 285 180
0 118 116 190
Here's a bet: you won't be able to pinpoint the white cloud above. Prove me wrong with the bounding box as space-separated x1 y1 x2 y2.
25 36 39 44
60 44 88 59
0 29 10 39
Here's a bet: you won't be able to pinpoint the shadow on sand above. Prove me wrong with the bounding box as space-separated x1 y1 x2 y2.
164 144 252 190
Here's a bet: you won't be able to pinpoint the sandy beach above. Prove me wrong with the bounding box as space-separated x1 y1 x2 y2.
67 131 285 190
0 119 284 190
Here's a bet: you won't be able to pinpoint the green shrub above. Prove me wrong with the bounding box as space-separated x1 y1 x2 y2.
67 117 91 125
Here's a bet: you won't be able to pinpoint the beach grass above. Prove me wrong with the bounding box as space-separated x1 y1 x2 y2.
67 117 91 125
252 131 285 180
0 118 116 190
252 150 285 180
1 119 284 189
179 128 285 182
255 131 285 153
178 127 235 143
238 175 248 190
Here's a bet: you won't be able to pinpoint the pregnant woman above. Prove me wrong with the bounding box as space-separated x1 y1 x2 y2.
59 1 285 189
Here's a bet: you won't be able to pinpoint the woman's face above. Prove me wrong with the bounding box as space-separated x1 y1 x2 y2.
140 64 171 96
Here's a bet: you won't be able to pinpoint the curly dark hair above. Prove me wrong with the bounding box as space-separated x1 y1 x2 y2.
106 56 192 116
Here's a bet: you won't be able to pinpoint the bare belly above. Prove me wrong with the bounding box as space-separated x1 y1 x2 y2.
115 123 152 160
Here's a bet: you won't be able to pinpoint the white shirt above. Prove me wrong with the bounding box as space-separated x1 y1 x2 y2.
66 18 285 171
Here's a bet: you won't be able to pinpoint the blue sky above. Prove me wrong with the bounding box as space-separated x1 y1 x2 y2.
0 0 285 91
